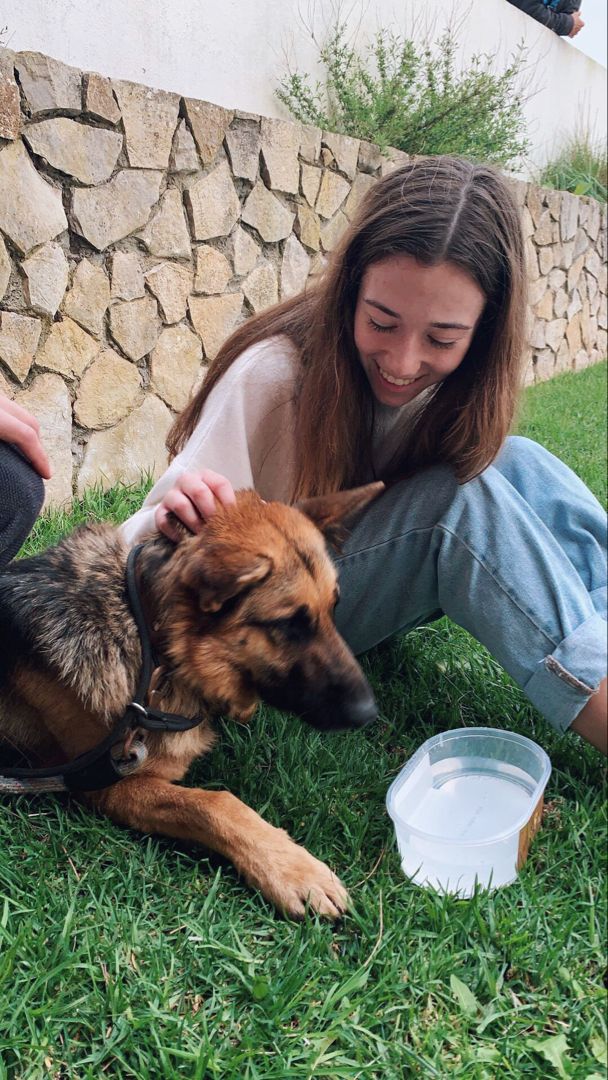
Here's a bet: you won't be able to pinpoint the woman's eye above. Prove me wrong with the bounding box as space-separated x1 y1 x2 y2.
368 316 396 334
429 337 456 350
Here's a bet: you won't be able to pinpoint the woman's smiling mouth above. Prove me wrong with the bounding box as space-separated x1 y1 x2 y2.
376 362 422 387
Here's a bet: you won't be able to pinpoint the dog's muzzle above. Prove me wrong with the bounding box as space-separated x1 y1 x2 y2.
259 667 378 732
297 677 378 731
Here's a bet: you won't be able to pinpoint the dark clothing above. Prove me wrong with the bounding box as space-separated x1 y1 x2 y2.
0 442 44 568
506 0 580 36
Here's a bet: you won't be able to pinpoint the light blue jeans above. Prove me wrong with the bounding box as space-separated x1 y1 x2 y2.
334 437 607 733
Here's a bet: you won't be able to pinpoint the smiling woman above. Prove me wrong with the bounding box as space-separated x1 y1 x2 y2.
353 257 486 406
121 155 607 757
147 156 528 502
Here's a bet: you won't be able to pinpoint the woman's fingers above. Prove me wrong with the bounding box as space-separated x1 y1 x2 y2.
180 471 236 522
154 470 236 539
0 394 41 433
0 398 52 479
158 488 208 534
178 474 222 522
198 469 237 509
155 506 187 543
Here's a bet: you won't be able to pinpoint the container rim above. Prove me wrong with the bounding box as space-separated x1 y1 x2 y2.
385 726 552 847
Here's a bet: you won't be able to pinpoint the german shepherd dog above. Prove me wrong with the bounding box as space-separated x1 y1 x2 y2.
0 485 382 918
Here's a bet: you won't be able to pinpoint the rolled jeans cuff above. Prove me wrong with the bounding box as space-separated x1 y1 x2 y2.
523 612 607 733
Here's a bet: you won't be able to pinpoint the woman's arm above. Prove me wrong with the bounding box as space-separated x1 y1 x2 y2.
120 338 298 546
505 0 577 36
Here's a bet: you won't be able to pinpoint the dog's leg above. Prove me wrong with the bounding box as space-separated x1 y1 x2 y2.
90 776 349 919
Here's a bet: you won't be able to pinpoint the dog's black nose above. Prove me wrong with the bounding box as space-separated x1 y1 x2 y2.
341 691 378 729
302 680 378 731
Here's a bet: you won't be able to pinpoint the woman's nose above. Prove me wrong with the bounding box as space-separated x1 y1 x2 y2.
391 336 421 377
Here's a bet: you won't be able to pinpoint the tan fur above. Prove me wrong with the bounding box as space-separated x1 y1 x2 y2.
0 485 383 918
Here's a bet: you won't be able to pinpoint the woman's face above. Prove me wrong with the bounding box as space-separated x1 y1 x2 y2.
353 255 486 407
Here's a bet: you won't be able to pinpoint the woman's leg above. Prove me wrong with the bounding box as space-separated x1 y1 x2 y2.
494 436 607 753
334 437 607 747
492 436 606 614
571 679 607 754
0 442 44 569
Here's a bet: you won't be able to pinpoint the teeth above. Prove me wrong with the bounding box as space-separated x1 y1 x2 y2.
378 365 419 386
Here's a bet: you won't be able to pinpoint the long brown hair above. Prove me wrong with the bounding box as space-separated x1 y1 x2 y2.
168 155 528 497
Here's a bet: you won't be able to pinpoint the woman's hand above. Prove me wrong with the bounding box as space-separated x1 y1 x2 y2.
568 11 584 36
0 394 52 479
155 468 236 541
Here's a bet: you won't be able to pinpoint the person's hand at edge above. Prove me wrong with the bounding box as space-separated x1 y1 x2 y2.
154 469 236 541
0 394 52 479
568 11 584 36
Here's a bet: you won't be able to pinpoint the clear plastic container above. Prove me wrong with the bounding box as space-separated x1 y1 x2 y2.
386 727 551 897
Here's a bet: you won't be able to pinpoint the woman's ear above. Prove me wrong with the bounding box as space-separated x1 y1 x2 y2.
295 481 384 547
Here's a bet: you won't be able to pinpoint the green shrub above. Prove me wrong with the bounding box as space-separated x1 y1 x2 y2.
277 20 531 169
540 135 607 202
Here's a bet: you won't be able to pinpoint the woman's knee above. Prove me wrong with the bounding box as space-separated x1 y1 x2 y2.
495 435 551 472
494 434 604 517
342 463 460 551
0 444 45 565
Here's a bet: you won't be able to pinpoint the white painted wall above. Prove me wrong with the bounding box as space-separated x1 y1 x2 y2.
3 0 606 176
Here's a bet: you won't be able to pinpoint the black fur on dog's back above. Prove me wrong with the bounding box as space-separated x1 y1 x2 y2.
0 525 145 721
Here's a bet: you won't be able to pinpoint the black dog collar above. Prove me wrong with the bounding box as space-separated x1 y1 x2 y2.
0 543 203 794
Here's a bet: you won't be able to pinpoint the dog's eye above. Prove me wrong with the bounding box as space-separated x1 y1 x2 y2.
251 606 316 643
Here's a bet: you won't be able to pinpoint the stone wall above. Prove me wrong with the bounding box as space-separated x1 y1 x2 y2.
0 47 606 508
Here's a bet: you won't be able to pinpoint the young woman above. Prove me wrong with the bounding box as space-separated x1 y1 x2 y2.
122 155 607 754
0 394 49 570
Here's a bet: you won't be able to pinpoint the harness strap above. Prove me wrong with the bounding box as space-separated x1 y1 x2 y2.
0 543 204 793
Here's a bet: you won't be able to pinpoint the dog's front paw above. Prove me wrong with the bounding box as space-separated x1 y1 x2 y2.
245 833 349 919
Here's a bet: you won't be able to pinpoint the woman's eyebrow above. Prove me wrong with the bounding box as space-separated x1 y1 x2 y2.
364 298 401 318
430 321 472 331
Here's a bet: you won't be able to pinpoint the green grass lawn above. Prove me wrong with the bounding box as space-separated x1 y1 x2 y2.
1 363 606 1079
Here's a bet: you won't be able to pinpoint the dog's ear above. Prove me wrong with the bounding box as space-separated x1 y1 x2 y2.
295 481 384 547
180 549 273 614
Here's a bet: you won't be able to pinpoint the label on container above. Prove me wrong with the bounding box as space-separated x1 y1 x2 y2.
516 793 544 870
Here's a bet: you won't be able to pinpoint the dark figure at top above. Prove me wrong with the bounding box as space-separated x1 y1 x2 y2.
506 0 584 38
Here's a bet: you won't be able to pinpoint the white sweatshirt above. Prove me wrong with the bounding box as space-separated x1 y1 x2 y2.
121 335 428 546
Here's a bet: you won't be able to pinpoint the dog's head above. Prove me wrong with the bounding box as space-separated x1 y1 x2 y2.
153 484 383 731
